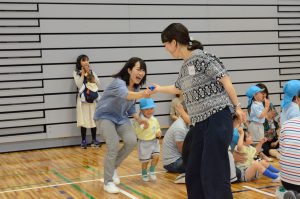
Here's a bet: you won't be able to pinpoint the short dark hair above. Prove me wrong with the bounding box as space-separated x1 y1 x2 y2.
113 57 147 88
161 23 203 50
76 54 89 74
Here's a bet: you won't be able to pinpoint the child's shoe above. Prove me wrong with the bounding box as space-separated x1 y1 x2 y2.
272 176 281 183
142 174 149 182
149 172 157 181
112 170 120 185
103 182 119 194
276 186 287 199
91 139 101 148
81 140 87 149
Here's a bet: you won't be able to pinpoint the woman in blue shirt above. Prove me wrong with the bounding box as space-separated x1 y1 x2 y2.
94 57 150 194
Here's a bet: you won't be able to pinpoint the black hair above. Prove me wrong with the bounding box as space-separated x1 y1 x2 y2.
161 23 203 51
256 83 269 99
113 57 147 89
243 129 249 142
75 54 89 75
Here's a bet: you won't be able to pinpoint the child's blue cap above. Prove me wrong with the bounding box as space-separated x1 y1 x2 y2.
139 98 156 110
281 80 300 109
245 85 264 106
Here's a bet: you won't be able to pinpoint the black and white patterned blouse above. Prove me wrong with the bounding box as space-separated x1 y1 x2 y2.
175 49 233 126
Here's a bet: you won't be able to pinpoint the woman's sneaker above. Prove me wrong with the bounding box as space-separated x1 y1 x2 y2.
91 139 101 148
113 170 120 185
103 182 119 194
81 140 87 149
174 173 186 184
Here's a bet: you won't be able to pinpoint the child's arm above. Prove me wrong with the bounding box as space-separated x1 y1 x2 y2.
236 127 245 152
156 130 161 138
132 113 149 129
255 137 268 153
257 99 270 119
155 119 162 138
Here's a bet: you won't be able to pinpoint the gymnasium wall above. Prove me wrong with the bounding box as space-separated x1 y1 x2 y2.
0 0 299 152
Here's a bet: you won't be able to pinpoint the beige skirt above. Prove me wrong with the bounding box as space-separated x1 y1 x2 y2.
76 96 96 128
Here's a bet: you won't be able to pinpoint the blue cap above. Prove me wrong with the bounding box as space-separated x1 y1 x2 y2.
281 80 300 109
245 85 264 106
139 98 156 110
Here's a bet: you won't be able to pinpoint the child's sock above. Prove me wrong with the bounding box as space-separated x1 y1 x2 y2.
142 169 149 182
263 169 278 179
267 165 280 173
142 169 147 176
149 165 155 173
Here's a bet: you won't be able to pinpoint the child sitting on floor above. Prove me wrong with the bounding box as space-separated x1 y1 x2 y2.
235 128 280 182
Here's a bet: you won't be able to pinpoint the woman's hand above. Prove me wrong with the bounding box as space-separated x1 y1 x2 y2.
149 83 161 94
235 107 244 124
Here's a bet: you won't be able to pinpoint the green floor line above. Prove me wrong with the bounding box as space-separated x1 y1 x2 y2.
85 165 151 199
119 182 151 199
52 169 95 199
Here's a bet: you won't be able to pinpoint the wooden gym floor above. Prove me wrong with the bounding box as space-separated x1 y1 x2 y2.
0 140 280 199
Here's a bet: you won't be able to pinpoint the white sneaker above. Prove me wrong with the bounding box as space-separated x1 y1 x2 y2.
113 170 120 185
149 172 157 181
273 176 281 183
104 182 120 194
174 173 186 184
142 174 149 182
276 186 287 199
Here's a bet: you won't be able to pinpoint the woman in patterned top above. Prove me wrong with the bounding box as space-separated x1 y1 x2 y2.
151 23 243 199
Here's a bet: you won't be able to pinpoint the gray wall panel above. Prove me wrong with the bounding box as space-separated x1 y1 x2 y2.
0 1 298 151
0 96 43 105
0 65 42 73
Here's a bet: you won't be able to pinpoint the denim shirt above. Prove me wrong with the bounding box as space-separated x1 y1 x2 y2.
94 78 137 125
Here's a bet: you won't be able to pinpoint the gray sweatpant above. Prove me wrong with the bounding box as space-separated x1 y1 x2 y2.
96 119 137 185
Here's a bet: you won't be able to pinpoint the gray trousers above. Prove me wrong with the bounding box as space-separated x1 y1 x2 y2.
96 119 137 184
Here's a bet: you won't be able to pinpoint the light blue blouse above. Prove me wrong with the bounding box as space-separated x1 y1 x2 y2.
94 78 137 125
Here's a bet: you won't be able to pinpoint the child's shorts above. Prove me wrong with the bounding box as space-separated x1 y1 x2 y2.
240 166 259 182
248 122 264 143
137 139 160 163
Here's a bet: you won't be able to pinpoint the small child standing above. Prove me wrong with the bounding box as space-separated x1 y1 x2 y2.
235 129 280 182
246 85 270 143
79 73 101 103
133 98 161 182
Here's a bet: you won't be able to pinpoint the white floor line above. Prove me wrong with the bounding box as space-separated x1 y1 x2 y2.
0 170 166 196
243 185 276 197
99 179 138 199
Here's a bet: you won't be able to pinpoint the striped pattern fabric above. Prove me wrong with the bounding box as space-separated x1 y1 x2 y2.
279 116 300 185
